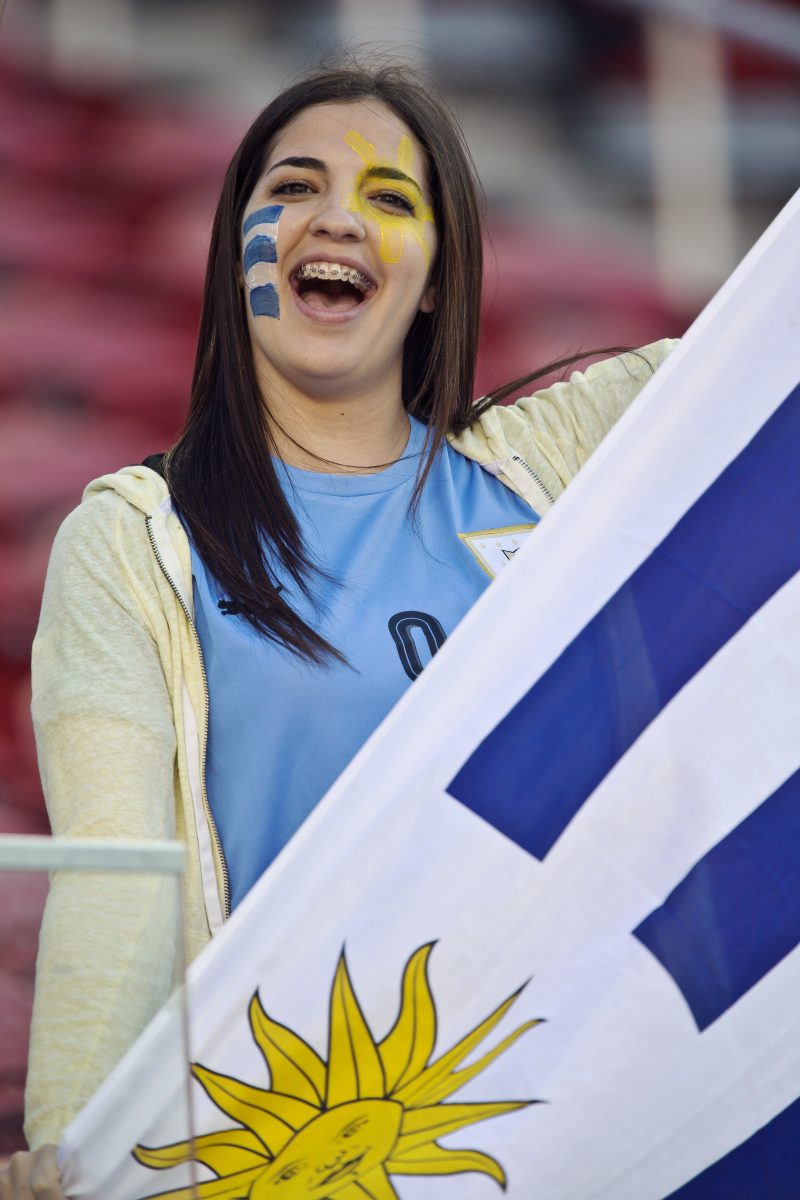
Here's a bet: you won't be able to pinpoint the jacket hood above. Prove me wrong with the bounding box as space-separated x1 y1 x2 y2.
83 464 171 517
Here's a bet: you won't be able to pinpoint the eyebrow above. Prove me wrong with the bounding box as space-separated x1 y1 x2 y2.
266 155 325 175
362 165 422 194
266 155 422 195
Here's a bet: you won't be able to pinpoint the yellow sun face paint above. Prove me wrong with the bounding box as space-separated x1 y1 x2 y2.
344 129 435 265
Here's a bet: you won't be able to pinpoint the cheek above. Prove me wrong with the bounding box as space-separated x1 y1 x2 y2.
376 214 435 269
242 205 283 319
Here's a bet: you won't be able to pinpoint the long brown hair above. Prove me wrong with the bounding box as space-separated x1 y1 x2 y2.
164 64 609 663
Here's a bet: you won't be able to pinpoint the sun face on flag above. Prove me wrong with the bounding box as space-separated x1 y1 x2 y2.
133 944 541 1199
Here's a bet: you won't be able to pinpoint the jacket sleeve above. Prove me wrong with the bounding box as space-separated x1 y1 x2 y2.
25 495 179 1150
510 340 679 492
456 340 680 504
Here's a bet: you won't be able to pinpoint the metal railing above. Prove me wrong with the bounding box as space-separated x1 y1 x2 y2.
0 836 186 875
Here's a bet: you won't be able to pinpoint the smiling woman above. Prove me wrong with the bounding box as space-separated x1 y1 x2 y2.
6 60 678 1200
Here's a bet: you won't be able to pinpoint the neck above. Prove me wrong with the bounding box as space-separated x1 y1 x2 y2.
257 365 411 474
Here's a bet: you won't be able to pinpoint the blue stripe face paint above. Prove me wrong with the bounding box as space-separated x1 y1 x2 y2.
242 205 283 319
249 284 280 318
243 235 278 272
243 205 284 237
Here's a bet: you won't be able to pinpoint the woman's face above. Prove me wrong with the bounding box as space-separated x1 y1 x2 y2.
240 99 438 403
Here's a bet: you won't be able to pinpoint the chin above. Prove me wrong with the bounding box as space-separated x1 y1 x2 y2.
287 351 399 397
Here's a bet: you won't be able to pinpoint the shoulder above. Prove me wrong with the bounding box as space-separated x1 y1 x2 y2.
33 467 182 696
44 466 172 598
54 485 127 545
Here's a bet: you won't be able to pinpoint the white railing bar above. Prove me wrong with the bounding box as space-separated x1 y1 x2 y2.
0 836 186 874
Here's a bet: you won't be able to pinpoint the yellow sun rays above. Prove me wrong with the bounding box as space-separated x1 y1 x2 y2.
134 944 541 1200
343 130 435 265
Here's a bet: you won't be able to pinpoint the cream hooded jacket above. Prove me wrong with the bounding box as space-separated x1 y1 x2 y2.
25 341 676 1148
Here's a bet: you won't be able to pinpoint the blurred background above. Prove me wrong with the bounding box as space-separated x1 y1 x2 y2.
0 0 798 1156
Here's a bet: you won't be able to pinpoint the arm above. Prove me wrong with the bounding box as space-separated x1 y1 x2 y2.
506 340 680 493
24 495 179 1151
451 340 680 504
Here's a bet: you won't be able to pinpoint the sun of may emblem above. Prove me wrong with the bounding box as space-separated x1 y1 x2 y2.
134 943 542 1200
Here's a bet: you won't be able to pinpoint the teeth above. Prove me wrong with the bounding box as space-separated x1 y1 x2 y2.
295 262 371 292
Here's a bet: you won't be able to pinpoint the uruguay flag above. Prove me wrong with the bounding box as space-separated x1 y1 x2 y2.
60 187 800 1200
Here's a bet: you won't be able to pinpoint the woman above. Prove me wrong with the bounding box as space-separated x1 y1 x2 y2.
5 63 675 1197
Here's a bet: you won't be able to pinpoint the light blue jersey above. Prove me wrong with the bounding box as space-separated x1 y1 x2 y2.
189 417 539 907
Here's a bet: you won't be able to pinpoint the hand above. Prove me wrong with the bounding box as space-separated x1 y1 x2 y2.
0 1146 65 1200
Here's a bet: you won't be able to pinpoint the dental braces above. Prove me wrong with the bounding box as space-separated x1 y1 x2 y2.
295 263 371 291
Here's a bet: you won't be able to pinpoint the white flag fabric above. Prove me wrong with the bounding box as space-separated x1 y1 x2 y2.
60 187 800 1200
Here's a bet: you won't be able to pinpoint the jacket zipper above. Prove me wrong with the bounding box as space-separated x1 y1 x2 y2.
507 453 557 509
145 515 231 920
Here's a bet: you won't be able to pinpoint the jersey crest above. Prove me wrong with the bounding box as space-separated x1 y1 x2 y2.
459 523 538 578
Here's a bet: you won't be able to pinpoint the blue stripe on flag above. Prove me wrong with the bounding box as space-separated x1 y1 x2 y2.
662 1094 800 1198
447 380 800 860
634 766 800 1030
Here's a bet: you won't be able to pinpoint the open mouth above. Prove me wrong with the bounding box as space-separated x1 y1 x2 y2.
291 261 376 313
319 1153 366 1185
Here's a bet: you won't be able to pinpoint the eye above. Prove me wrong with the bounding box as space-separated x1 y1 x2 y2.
271 179 314 196
370 190 415 214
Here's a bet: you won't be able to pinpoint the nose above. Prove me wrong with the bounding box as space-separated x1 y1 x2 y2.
308 197 366 242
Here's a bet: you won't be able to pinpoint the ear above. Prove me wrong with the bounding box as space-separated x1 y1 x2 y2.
419 282 436 314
